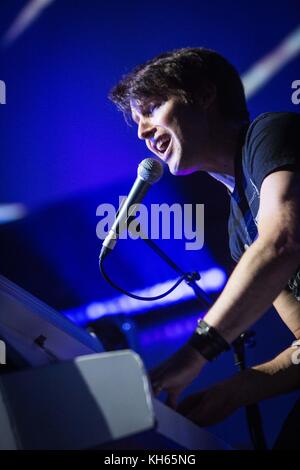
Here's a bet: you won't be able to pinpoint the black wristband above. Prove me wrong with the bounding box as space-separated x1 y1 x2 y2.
188 319 230 361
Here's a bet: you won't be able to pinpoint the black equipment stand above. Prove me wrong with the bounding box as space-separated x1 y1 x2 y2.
232 333 267 449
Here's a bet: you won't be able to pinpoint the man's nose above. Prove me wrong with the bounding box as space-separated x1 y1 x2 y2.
137 118 155 140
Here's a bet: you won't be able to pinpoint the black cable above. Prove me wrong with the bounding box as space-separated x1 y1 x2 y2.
99 254 188 301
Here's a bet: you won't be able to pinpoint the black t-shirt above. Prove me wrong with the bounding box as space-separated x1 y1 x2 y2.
228 112 300 299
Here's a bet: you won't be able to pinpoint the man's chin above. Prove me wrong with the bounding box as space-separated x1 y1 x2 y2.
167 156 182 175
167 154 196 176
168 162 195 176
168 165 179 176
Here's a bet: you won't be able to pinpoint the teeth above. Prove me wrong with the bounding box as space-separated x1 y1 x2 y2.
156 136 170 153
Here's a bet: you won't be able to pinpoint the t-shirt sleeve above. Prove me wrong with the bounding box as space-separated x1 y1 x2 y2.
245 112 300 192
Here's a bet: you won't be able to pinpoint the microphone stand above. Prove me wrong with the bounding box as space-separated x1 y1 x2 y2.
132 225 267 450
139 233 212 309
232 334 267 450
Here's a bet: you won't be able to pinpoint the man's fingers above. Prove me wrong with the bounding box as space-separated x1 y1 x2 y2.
177 393 204 416
177 399 193 416
152 380 164 396
150 370 163 395
149 366 165 387
166 390 180 409
149 364 170 396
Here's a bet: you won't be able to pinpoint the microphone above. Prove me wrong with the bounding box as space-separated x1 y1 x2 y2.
99 158 164 261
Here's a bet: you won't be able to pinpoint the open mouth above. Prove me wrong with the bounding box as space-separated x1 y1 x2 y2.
154 134 171 155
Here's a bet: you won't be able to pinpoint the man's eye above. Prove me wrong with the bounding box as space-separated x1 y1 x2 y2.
144 103 160 116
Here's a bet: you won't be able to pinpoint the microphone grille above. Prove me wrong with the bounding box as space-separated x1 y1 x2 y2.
138 158 164 184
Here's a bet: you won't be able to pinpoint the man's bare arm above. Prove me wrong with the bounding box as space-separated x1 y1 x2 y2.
273 288 300 338
237 288 300 406
204 171 300 344
178 345 300 426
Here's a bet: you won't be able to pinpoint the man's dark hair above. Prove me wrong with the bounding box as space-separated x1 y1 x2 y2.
109 47 249 125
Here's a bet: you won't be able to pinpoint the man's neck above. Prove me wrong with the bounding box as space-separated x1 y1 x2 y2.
205 118 248 177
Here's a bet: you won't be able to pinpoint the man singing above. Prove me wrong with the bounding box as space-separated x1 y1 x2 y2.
109 48 300 447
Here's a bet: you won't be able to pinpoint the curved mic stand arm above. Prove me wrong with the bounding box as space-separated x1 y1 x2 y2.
138 231 212 309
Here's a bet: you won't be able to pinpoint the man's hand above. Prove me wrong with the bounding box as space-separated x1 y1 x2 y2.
150 344 207 409
178 344 300 427
177 378 241 427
